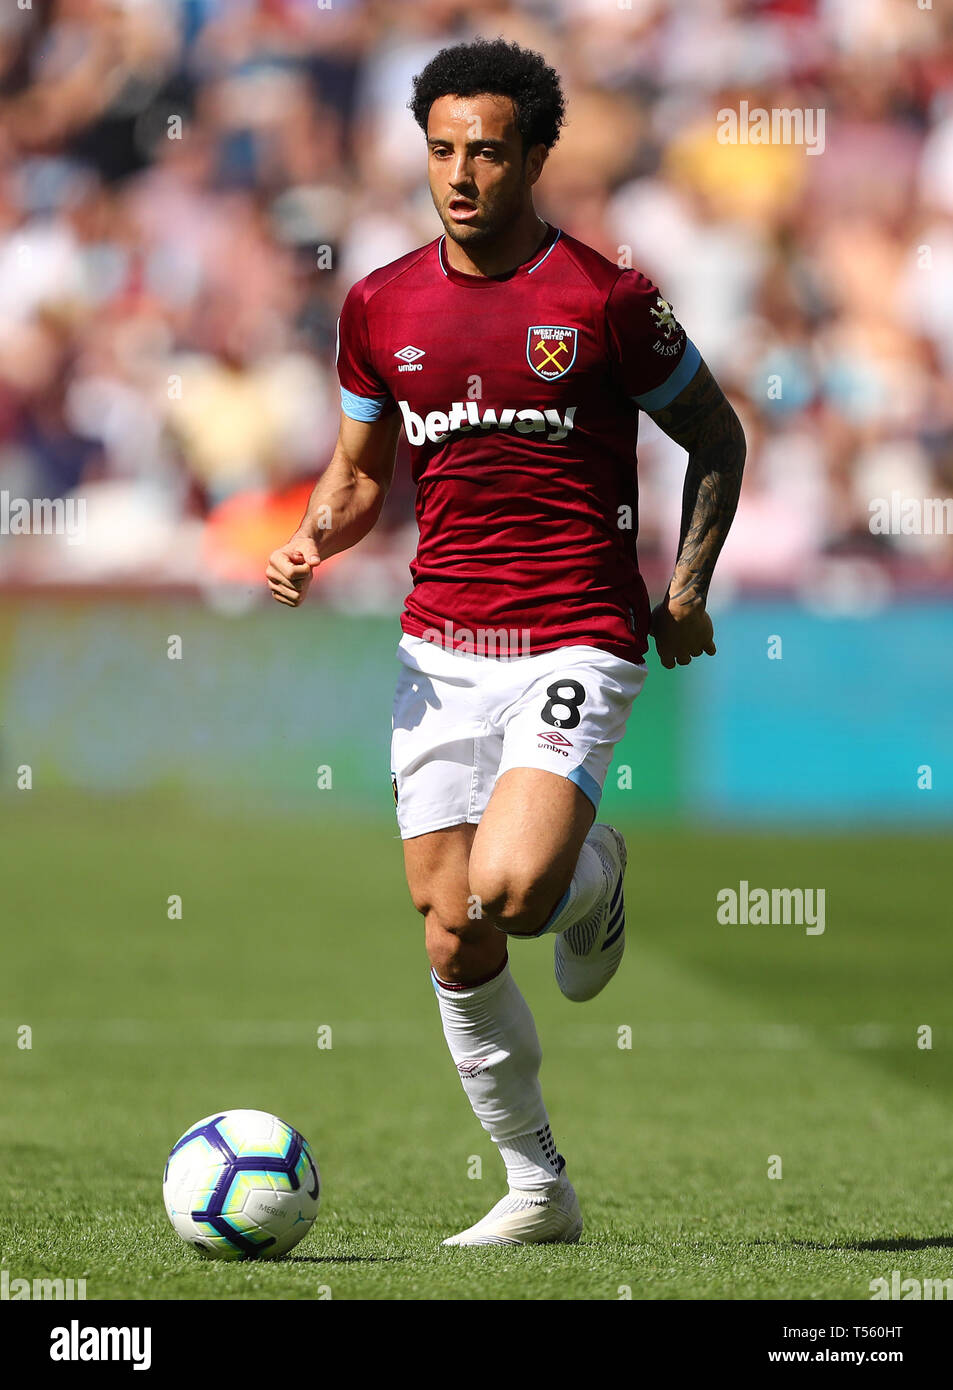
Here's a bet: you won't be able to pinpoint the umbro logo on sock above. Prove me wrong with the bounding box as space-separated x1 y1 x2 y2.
457 1057 490 1078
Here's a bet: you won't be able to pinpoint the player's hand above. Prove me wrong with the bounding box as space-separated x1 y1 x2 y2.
266 534 321 608
650 597 716 669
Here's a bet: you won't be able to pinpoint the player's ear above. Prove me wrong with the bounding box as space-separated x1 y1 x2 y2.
524 144 547 184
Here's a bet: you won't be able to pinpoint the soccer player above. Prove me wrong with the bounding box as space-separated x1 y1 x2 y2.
266 38 745 1246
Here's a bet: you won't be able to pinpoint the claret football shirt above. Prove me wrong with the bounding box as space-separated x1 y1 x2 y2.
335 221 700 662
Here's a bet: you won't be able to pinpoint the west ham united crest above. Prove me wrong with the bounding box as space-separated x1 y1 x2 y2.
527 325 577 381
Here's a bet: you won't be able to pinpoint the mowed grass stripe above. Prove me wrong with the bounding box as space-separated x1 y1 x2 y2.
0 800 950 1298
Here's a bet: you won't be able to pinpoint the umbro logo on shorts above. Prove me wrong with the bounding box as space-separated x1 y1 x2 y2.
537 731 573 757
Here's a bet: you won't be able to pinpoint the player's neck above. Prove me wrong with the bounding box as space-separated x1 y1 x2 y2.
443 211 550 279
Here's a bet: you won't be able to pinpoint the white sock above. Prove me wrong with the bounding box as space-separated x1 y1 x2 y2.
497 1124 561 1191
530 839 609 938
432 959 561 1190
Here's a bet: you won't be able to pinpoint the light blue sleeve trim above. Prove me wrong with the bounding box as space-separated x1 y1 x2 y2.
568 764 602 813
632 338 701 411
341 387 388 422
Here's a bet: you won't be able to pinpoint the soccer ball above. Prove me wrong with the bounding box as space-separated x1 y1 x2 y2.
163 1109 320 1260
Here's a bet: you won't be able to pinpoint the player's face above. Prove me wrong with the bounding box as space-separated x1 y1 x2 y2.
426 94 544 246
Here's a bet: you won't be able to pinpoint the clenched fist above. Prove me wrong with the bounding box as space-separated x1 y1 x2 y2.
650 597 716 669
266 535 321 608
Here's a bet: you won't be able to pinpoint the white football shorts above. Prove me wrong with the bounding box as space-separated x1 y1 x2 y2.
390 633 647 839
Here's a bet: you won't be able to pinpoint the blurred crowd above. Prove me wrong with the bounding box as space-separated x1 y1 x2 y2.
1 0 952 606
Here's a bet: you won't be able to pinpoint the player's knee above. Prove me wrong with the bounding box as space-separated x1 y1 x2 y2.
468 866 550 938
424 908 499 984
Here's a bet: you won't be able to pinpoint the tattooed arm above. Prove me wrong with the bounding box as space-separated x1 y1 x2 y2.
644 359 746 669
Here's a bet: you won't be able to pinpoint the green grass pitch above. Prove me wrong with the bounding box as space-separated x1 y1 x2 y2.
1 795 950 1301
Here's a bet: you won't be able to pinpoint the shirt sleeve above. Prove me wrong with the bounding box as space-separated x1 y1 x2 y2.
335 278 398 422
605 269 701 411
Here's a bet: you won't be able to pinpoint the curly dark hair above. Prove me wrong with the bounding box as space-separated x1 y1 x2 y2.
409 37 566 156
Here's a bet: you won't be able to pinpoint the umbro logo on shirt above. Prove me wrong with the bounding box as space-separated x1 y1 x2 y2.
394 345 425 372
